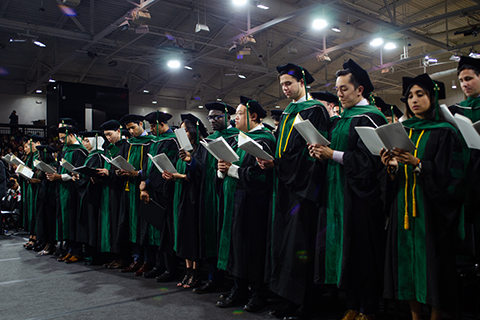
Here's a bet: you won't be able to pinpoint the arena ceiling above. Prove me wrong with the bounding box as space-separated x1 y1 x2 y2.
0 0 479 112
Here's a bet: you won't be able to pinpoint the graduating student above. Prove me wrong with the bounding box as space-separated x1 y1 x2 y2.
374 96 403 123
76 131 105 263
214 96 275 312
47 125 88 263
97 120 129 268
191 102 239 294
117 114 154 274
310 91 339 119
308 59 388 320
381 74 466 320
162 113 208 289
34 145 58 255
257 63 331 319
139 111 179 280
21 135 42 250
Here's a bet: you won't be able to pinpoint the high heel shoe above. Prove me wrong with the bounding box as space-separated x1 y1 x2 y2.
177 268 192 287
183 269 201 289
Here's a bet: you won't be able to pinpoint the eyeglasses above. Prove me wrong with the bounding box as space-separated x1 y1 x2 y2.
206 114 225 121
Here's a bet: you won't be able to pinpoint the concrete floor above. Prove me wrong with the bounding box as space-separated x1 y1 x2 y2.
0 233 476 320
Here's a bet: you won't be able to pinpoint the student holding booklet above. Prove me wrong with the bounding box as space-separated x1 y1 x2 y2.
381 74 467 320
215 96 275 312
162 114 208 289
308 59 387 320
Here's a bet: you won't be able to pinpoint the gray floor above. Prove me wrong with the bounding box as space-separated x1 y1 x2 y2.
1 233 476 320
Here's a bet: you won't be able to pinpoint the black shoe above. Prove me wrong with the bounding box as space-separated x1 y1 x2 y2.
243 294 266 312
269 301 299 318
156 271 177 282
282 305 315 320
215 288 248 308
144 267 165 279
193 280 223 294
33 242 45 252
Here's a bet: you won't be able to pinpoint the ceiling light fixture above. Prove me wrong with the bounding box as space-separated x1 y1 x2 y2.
198 105 204 109
195 2 210 33
36 89 42 93
275 105 280 109
370 38 384 47
152 100 158 104
257 4 269 10
384 42 396 50
184 66 193 70
449 54 461 62
167 60 181 68
143 89 149 93
33 40 46 47
331 26 341 33
49 78 56 83
312 19 328 30
238 74 246 79
232 0 248 5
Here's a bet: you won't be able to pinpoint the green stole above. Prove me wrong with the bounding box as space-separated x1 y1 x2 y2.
324 104 387 284
145 132 177 246
124 135 153 243
99 142 120 252
459 96 480 122
217 127 275 270
202 127 239 258
57 144 87 240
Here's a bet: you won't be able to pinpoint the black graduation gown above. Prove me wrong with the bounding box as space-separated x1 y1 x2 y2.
76 152 103 247
35 154 57 244
268 102 331 306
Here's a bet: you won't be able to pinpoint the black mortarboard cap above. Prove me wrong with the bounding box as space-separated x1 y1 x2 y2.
144 111 172 124
181 114 208 138
59 118 78 127
79 130 103 138
205 102 236 115
57 125 79 134
374 97 403 118
402 74 446 100
310 91 339 104
276 63 314 84
271 110 283 117
99 120 122 131
36 145 57 153
27 135 46 143
458 56 480 73
342 59 374 94
240 96 267 119
120 114 144 126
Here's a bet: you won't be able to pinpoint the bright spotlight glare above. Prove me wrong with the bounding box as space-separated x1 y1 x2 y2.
312 19 328 30
167 60 181 68
232 0 247 5
370 38 384 47
384 42 396 50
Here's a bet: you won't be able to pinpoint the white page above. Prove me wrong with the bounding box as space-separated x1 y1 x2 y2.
238 132 273 160
34 159 57 174
16 164 33 180
60 158 77 173
174 127 193 151
10 155 25 166
439 104 458 129
355 127 386 156
111 155 135 171
454 114 480 150
375 122 416 152
202 137 239 163
2 155 12 164
148 153 178 174
293 114 330 145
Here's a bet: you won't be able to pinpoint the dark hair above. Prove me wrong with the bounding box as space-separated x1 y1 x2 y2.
458 64 480 76
7 178 16 189
271 115 281 122
335 69 368 98
404 84 445 121
248 110 262 124
182 119 199 142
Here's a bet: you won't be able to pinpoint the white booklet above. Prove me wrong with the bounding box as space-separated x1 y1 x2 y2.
147 153 178 174
439 104 458 129
238 132 273 160
2 154 12 164
454 114 480 150
293 114 330 145
355 122 416 156
174 127 193 151
34 159 57 174
10 155 25 166
60 158 77 173
200 137 240 163
100 154 135 171
16 164 34 180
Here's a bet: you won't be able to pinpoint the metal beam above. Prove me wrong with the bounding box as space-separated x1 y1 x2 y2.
55 0 87 33
0 0 11 18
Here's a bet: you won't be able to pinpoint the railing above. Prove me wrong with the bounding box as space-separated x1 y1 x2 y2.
0 123 48 137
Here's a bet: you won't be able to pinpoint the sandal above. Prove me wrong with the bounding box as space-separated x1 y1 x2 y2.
177 268 192 287
183 269 201 289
